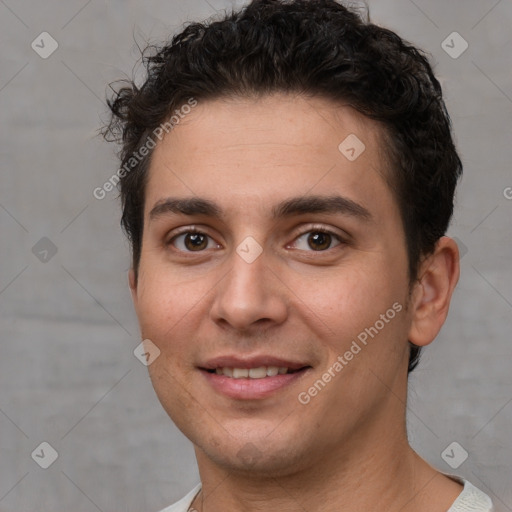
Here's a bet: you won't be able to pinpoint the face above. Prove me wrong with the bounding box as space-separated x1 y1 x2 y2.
131 94 415 476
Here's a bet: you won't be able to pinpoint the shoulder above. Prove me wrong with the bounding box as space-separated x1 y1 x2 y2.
156 484 202 512
446 475 494 512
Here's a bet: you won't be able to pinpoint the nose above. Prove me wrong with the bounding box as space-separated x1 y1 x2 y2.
210 244 288 332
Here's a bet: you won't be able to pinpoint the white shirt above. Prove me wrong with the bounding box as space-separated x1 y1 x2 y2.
158 475 494 512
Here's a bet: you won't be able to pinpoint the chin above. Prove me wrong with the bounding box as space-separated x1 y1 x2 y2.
195 427 312 478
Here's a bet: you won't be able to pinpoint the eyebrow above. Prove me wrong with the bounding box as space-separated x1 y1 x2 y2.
149 195 372 222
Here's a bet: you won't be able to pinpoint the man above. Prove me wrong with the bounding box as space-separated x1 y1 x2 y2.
103 1 494 510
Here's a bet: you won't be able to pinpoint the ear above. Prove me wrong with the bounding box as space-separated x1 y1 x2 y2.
408 236 460 347
129 267 138 308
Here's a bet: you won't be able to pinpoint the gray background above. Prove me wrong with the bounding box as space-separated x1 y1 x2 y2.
0 0 510 511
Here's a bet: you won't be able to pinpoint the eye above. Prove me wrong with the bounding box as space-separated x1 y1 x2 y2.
291 229 343 252
169 230 220 252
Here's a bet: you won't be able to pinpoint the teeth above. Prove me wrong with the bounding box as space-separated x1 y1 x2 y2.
266 366 279 376
213 366 291 378
248 367 267 379
232 368 249 378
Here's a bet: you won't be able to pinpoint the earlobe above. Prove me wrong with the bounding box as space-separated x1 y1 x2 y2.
408 237 460 347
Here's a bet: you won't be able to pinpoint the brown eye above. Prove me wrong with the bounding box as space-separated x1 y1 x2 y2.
184 233 208 251
307 232 332 251
291 229 342 252
170 231 217 252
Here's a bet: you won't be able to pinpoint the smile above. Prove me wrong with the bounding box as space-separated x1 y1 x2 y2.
200 365 311 400
208 366 301 378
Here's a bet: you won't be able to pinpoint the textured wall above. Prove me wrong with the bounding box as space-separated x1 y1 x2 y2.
0 1 510 511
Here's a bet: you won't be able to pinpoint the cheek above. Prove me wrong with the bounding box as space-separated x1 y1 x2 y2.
135 267 198 346
292 263 404 336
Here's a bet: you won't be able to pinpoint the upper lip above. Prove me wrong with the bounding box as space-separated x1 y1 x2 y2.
200 355 310 370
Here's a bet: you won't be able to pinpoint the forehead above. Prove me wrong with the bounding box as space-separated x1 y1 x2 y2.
144 94 395 221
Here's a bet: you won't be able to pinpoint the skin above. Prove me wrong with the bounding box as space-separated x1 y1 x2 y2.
129 94 462 511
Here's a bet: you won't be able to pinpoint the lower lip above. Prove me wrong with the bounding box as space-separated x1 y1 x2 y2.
200 369 309 400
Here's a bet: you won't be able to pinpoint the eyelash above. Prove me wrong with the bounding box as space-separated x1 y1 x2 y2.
168 227 220 252
167 225 346 254
290 225 344 251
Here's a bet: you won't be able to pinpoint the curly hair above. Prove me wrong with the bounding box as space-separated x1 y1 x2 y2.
103 0 463 373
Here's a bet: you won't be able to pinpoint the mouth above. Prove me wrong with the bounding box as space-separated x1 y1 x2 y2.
203 366 308 378
199 357 312 400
